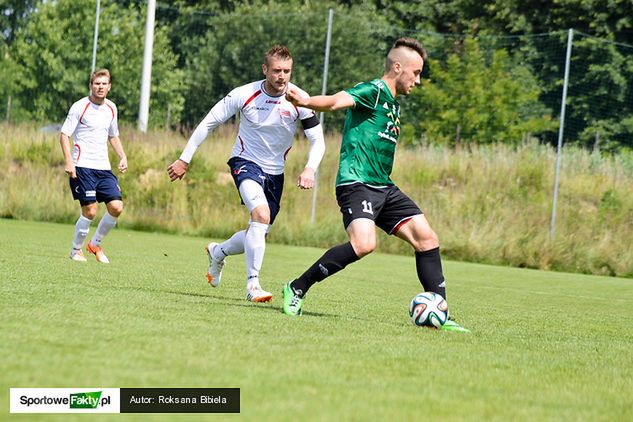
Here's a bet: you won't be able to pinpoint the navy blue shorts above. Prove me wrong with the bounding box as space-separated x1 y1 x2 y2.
69 167 122 206
228 157 284 225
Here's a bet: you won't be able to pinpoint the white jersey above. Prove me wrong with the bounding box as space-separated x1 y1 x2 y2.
61 97 119 170
180 80 321 175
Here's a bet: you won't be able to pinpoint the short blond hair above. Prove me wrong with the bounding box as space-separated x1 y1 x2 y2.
90 68 111 85
265 45 292 65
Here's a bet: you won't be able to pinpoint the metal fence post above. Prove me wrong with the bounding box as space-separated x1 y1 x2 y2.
138 0 156 133
550 28 574 238
91 0 101 74
311 8 334 224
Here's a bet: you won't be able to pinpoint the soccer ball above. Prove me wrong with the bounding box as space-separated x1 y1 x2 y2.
409 292 448 328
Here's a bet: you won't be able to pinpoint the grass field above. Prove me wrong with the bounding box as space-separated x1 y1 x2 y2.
2 218 632 421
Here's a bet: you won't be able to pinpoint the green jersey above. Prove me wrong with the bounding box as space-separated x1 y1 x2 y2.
336 79 401 187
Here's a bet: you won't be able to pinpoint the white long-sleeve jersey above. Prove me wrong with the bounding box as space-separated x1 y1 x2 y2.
179 80 324 175
61 97 119 170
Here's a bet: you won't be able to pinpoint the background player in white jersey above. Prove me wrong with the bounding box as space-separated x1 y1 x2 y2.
60 68 128 264
167 45 325 303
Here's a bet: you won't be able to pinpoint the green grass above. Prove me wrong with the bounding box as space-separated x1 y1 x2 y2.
1 218 632 421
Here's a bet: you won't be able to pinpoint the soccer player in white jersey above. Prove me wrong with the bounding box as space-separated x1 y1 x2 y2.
167 45 325 303
60 68 128 264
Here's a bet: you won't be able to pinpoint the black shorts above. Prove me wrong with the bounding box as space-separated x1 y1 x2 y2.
335 183 422 234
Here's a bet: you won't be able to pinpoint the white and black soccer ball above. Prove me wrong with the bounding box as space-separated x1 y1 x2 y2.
409 292 449 328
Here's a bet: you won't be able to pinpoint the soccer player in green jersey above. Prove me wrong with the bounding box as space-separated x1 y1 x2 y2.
283 37 468 331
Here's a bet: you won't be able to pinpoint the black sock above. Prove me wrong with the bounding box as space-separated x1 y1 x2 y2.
291 242 360 297
415 247 446 299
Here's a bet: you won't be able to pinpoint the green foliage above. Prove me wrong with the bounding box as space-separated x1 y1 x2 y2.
176 2 391 126
10 0 185 126
566 33 633 151
1 0 633 147
477 0 633 44
0 0 38 45
373 0 479 35
0 47 24 122
404 38 555 146
372 1 633 151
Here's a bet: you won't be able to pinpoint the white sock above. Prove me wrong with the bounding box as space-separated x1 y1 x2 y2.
91 212 117 247
213 230 246 261
244 222 269 287
72 215 93 249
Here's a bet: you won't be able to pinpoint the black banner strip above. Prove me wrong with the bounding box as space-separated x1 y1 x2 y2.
120 388 239 413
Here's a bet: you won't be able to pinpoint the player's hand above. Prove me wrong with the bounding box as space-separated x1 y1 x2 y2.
297 167 315 189
286 88 308 107
64 162 77 179
118 156 128 173
167 159 188 182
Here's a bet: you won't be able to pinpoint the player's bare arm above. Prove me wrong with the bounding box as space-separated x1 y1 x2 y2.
59 132 77 178
167 159 189 182
108 136 128 173
297 167 316 189
286 89 354 112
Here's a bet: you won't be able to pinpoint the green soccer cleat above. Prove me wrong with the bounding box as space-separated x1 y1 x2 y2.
282 282 303 316
441 318 471 333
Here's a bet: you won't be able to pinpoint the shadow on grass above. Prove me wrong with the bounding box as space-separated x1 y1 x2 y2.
111 284 336 318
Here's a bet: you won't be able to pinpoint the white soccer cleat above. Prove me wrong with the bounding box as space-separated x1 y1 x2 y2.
69 249 87 262
205 242 225 287
246 285 273 303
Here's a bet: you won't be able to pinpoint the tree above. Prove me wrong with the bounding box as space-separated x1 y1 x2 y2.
0 0 38 122
174 2 393 127
0 44 25 122
373 0 633 150
11 0 185 127
567 34 633 151
403 38 555 146
0 0 38 45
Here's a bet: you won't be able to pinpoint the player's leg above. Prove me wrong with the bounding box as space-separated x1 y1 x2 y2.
222 158 275 301
68 167 97 261
282 220 370 316
205 230 245 287
85 199 121 264
283 184 385 315
239 178 273 302
210 231 246 259
393 214 445 299
204 180 248 286
390 203 469 332
377 186 445 299
70 202 97 261
245 205 272 302
87 170 123 264
203 165 248 286
291 218 373 294
94 199 123 246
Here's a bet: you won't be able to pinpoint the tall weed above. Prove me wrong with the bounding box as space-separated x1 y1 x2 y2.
1 123 631 277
